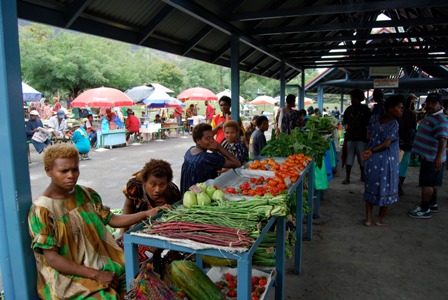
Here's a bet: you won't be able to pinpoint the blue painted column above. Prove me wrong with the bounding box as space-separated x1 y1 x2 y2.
279 62 285 108
318 85 324 111
0 0 37 299
230 35 240 122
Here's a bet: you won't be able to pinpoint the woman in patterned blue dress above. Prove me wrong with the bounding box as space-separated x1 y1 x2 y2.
361 95 404 226
180 123 241 194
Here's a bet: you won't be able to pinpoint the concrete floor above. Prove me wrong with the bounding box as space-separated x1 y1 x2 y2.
3 130 447 299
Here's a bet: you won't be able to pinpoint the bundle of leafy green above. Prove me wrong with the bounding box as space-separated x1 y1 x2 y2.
261 128 329 168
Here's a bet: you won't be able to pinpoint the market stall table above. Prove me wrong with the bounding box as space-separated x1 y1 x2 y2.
124 215 285 300
139 123 161 142
96 129 127 149
208 158 315 275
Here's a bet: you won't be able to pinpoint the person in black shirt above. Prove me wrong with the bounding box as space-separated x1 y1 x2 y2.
342 89 372 184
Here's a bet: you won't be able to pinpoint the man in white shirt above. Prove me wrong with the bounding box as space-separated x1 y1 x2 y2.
48 109 68 139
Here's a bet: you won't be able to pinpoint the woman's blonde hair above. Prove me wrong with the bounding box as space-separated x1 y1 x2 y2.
223 120 239 132
43 144 79 169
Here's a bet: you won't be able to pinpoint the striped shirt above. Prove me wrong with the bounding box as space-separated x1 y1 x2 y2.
412 110 448 162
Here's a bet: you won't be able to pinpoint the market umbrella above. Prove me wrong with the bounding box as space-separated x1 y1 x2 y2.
124 85 155 103
150 83 174 94
143 88 180 108
177 87 218 102
22 82 42 102
216 89 246 104
71 87 134 107
251 95 276 106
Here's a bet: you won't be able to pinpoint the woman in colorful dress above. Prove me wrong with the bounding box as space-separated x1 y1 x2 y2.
361 95 404 226
180 123 241 194
28 144 167 299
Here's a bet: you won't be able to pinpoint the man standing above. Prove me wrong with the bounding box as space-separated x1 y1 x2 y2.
371 88 385 116
408 93 448 219
205 100 215 124
342 89 372 184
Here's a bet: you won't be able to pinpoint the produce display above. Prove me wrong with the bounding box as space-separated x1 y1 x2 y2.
130 151 315 300
207 267 273 300
261 127 329 167
224 154 312 197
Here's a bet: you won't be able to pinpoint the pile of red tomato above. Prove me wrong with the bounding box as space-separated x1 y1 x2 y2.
223 154 312 197
215 272 267 299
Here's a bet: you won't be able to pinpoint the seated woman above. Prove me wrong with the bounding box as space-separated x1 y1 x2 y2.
180 123 241 194
28 144 169 299
220 120 248 172
69 120 91 160
118 159 181 244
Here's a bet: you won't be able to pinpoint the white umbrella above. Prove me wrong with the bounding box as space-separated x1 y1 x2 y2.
22 82 42 102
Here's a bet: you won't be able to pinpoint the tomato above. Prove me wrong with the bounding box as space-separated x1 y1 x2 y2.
252 295 259 300
257 286 266 294
251 276 259 285
227 280 237 289
250 177 257 183
258 278 267 286
216 282 224 289
225 272 234 281
248 190 256 196
227 290 237 297
258 176 265 182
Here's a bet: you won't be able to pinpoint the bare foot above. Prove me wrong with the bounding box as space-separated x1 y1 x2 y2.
374 221 390 227
363 220 372 226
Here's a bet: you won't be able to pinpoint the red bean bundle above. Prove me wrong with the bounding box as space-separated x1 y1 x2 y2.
142 220 254 248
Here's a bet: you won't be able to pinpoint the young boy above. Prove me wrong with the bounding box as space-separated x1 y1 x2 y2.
249 115 269 158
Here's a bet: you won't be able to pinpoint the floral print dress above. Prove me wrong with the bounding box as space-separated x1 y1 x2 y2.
363 115 400 206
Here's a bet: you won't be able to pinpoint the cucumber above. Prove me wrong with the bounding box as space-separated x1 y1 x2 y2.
171 260 225 300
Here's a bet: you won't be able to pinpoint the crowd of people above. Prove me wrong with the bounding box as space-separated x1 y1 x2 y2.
24 89 447 298
340 90 447 224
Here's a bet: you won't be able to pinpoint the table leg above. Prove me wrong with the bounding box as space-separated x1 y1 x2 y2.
237 253 251 300
275 217 285 300
294 180 304 275
307 163 315 241
124 241 139 290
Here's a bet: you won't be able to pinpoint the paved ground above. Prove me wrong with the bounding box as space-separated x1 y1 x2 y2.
3 130 447 299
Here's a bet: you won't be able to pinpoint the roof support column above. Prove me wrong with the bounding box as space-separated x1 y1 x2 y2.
230 34 240 122
340 93 345 114
0 0 36 298
279 61 286 108
318 85 324 111
298 70 305 109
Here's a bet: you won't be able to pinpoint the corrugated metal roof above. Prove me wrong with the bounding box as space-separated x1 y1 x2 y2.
16 0 448 89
